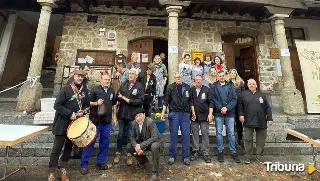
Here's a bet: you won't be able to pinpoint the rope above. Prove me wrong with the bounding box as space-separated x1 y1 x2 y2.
0 76 40 94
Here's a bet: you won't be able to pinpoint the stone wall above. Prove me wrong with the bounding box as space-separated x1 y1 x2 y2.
53 5 278 95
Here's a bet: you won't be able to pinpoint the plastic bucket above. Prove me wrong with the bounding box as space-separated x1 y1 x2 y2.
155 120 165 134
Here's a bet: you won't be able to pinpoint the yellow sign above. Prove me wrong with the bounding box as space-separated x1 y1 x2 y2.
308 163 317 174
191 51 204 62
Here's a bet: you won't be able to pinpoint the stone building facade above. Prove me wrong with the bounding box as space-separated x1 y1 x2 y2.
54 5 277 95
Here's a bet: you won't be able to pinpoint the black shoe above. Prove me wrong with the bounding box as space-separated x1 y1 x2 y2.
231 153 241 163
238 139 244 147
218 152 224 162
70 154 82 159
203 155 212 163
80 167 88 175
190 152 199 161
96 163 110 170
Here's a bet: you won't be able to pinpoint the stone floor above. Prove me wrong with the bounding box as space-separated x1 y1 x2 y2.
1 155 319 181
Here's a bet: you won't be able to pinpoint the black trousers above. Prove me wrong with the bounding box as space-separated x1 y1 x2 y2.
235 104 243 141
127 142 162 172
49 135 73 172
143 94 153 118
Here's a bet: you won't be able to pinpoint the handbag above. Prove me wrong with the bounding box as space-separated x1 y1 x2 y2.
97 103 107 116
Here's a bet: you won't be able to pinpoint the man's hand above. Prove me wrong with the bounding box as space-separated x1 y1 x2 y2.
191 112 196 121
239 116 245 123
135 144 141 153
97 99 104 106
78 112 84 117
221 107 227 115
118 93 123 99
268 121 273 126
160 113 165 120
112 117 117 126
153 96 156 104
70 112 77 120
208 114 213 123
137 150 144 155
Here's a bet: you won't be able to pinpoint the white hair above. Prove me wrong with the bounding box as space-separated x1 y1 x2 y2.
247 78 257 84
129 68 139 76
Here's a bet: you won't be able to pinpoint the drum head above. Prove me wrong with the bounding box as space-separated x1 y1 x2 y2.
67 117 89 139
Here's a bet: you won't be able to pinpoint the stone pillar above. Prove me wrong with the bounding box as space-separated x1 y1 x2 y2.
16 0 56 112
270 14 305 115
166 6 182 84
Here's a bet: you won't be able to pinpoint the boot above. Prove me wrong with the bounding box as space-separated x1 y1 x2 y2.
127 153 133 166
113 152 121 164
59 168 70 181
47 173 55 181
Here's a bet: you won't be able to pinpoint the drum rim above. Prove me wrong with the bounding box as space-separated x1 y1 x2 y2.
67 117 90 139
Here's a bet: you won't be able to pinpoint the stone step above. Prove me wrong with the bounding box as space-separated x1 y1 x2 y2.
0 142 313 157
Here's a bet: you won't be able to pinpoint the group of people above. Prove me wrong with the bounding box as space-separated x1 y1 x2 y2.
47 52 273 181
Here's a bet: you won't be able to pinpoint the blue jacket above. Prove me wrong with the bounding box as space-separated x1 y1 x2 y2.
211 81 237 117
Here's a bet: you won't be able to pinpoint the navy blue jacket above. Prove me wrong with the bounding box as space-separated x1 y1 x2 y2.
211 81 237 117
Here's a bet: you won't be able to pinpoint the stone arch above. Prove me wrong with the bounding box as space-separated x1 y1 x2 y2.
125 28 168 42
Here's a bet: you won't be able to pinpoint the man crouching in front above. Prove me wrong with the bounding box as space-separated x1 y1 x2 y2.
127 108 163 181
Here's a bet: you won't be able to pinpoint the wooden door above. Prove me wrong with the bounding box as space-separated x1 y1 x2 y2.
128 39 153 72
223 44 235 69
240 46 259 89
289 47 306 100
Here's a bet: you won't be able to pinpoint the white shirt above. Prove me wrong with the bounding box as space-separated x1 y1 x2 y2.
139 124 142 133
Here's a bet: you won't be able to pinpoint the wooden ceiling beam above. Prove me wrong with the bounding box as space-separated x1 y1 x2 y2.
186 4 202 17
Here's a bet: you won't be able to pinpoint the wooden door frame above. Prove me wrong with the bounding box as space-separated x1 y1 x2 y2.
222 33 260 89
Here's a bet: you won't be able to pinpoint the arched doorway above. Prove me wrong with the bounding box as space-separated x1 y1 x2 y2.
128 37 168 72
222 34 260 89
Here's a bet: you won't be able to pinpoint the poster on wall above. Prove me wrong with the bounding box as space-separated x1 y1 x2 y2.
107 30 117 47
295 41 320 113
142 54 149 63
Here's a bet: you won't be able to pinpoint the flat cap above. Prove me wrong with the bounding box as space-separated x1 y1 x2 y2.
133 108 145 117
74 70 86 76
147 63 156 72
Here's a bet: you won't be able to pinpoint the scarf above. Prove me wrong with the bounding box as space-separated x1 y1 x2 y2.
71 81 84 100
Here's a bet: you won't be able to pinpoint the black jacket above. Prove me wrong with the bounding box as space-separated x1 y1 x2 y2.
89 85 117 124
117 80 145 120
52 85 90 135
190 85 214 121
137 72 156 103
131 117 163 150
238 90 273 129
229 80 245 95
211 81 237 117
163 82 191 112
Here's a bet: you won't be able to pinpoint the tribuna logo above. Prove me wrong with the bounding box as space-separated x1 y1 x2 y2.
264 162 305 172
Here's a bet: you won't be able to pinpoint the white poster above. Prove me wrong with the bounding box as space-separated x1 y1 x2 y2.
295 41 320 113
281 48 290 57
168 46 178 54
142 53 149 63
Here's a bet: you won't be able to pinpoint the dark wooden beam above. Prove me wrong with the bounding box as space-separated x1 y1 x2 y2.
187 4 201 17
74 0 89 12
239 7 248 16
305 10 319 17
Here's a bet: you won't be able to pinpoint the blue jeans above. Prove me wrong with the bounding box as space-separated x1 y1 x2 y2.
157 97 163 109
117 119 132 152
80 123 111 168
215 116 236 153
168 112 190 159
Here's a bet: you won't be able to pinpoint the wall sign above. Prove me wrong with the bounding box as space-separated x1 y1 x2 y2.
87 15 98 23
168 46 178 54
147 19 167 27
270 48 280 59
107 30 117 47
281 48 291 57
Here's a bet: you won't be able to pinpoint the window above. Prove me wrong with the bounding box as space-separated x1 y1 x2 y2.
285 28 305 47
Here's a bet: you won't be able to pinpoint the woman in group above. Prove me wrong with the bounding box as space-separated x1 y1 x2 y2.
153 55 168 111
203 67 218 88
201 53 215 78
191 57 204 83
179 54 193 86
229 69 245 146
213 56 228 73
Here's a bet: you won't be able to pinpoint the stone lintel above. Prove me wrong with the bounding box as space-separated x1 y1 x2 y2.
265 6 293 16
166 6 182 16
269 14 290 21
159 0 190 7
37 0 57 8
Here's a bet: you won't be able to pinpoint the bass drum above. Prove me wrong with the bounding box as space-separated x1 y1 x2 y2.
67 117 97 148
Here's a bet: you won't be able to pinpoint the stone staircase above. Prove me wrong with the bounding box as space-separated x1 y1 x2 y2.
0 104 319 157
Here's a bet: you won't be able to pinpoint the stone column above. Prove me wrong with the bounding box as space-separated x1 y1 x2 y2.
270 14 305 115
166 6 182 84
16 0 56 112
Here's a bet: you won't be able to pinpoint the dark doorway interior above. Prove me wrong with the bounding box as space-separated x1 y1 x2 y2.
153 39 168 68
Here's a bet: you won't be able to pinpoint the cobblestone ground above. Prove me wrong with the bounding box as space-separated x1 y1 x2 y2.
1 155 320 181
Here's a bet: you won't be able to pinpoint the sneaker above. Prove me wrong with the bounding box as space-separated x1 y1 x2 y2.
217 152 224 162
113 152 121 164
167 157 175 165
59 168 69 181
231 153 241 163
184 158 191 165
47 173 55 181
96 163 111 170
127 153 133 166
190 152 199 161
256 155 266 163
243 157 251 164
80 167 88 175
203 155 212 163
